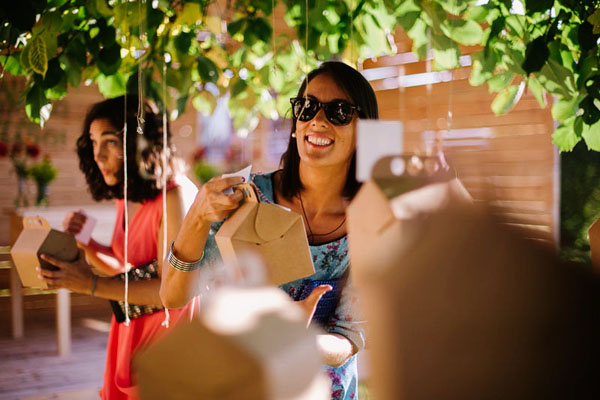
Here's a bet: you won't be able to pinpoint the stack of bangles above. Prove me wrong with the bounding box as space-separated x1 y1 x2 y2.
168 240 204 272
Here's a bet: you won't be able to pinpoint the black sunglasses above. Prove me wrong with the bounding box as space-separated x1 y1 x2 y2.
290 97 360 126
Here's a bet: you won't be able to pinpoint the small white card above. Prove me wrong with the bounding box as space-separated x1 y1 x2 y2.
222 165 252 194
356 120 403 182
75 210 97 246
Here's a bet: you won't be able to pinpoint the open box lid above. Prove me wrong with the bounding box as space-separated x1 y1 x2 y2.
10 216 78 288
219 183 302 244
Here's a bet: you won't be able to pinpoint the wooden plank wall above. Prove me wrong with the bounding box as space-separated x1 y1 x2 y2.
362 35 557 244
0 76 199 246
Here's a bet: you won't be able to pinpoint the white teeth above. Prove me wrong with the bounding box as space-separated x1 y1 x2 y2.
307 136 332 146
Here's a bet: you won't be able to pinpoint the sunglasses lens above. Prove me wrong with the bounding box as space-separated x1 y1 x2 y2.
292 98 318 121
325 102 354 125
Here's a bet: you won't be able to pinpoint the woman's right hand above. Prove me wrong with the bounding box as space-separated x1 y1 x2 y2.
62 210 87 235
189 176 245 223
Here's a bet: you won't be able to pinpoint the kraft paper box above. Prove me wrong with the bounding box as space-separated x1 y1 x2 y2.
353 204 600 399
215 183 314 286
347 155 472 282
134 287 329 400
10 216 79 289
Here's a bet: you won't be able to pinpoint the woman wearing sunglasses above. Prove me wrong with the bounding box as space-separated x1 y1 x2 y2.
161 61 378 400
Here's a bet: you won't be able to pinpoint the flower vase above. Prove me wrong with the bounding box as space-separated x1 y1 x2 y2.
14 176 29 208
35 182 49 207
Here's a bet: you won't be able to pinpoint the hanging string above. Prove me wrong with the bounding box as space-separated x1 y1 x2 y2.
137 0 147 134
123 91 131 327
271 0 276 72
161 52 170 328
305 0 309 76
350 0 354 67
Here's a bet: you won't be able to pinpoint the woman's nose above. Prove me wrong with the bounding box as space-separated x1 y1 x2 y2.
312 107 328 125
94 144 106 162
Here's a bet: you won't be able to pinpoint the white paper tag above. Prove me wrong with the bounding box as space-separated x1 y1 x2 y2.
356 120 403 182
222 165 252 194
74 210 97 246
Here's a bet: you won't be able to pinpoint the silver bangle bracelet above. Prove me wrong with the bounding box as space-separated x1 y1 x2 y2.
168 240 204 272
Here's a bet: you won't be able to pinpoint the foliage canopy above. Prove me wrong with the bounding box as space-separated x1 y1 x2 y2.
1 0 599 150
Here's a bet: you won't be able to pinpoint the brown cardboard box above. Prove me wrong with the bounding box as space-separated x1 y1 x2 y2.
10 216 78 289
353 203 600 400
347 156 471 282
134 287 329 400
215 184 314 286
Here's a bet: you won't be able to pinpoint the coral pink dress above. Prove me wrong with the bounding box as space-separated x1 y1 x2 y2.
100 186 196 400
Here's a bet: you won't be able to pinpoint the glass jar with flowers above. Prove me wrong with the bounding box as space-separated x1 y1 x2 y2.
27 156 58 207
0 132 41 207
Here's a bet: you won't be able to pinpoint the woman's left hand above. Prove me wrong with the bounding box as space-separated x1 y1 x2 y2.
37 249 95 294
297 284 332 328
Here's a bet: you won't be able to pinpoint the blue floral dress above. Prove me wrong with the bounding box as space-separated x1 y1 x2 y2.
200 172 365 400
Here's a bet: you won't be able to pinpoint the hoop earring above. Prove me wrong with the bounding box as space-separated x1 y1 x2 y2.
291 132 296 138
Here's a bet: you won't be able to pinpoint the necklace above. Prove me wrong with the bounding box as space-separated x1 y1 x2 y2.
298 190 346 244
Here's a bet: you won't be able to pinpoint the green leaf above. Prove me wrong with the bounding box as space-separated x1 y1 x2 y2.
442 19 483 46
552 96 580 121
407 18 428 59
192 91 217 115
20 44 32 72
524 0 553 14
42 11 62 33
466 5 490 23
97 42 122 76
527 76 547 108
396 0 421 32
244 17 272 46
25 83 51 127
553 117 580 151
431 34 459 70
487 71 514 92
42 58 64 89
197 55 219 84
535 58 577 98
29 36 48 77
97 73 127 98
578 21 598 51
522 36 549 74
228 18 246 37
174 2 201 26
95 0 113 17
589 8 600 35
580 96 600 125
439 0 468 16
174 32 194 55
171 95 188 119
491 82 524 114
582 120 600 151
230 77 247 98
469 50 496 86
1 55 27 75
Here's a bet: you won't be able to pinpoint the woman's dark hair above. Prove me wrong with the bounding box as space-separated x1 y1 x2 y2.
77 95 172 202
279 61 379 200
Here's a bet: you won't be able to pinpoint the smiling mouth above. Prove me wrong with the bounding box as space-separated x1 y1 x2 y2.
306 136 333 146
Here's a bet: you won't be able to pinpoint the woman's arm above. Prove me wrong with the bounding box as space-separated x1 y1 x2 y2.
296 283 358 367
63 211 123 276
317 333 357 367
160 176 245 308
38 250 163 305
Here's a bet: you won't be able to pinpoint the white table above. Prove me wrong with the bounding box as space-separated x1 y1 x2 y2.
9 204 115 356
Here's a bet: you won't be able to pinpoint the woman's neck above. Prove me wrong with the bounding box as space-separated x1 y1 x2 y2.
298 162 348 216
